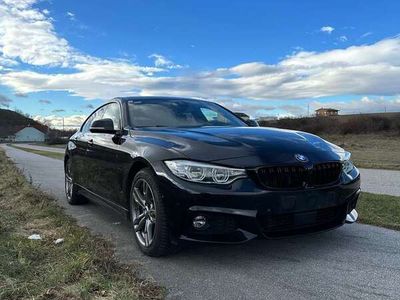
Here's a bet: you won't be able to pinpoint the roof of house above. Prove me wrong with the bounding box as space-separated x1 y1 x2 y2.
315 108 339 112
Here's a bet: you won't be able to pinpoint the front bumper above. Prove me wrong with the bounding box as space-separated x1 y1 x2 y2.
155 162 361 243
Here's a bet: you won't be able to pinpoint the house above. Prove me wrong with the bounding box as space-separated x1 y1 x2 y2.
0 125 47 142
315 108 339 117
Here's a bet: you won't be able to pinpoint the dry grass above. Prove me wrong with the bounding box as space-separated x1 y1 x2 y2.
358 192 400 231
322 134 400 170
0 149 164 300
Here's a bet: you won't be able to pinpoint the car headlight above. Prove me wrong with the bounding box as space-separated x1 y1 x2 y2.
164 160 247 184
342 151 355 174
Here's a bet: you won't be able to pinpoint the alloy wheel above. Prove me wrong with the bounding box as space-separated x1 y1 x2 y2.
65 161 73 200
131 178 157 247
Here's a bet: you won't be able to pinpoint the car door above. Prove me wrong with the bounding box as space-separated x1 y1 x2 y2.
85 102 126 206
69 111 97 188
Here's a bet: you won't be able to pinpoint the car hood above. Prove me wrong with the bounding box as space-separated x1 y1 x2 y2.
133 127 345 168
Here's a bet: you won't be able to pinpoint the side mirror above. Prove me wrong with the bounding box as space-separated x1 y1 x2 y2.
245 119 259 127
90 118 116 134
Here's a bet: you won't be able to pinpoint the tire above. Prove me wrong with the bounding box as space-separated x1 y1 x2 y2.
65 158 88 205
129 167 177 257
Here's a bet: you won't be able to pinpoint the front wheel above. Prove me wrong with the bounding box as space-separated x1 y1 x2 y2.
129 168 177 256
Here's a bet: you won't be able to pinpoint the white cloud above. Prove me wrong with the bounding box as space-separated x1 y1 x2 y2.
320 26 335 34
149 53 184 69
338 35 348 42
361 32 373 38
3 37 400 101
66 11 75 21
0 0 76 66
33 114 87 129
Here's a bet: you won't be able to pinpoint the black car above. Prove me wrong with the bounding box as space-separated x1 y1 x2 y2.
64 97 360 256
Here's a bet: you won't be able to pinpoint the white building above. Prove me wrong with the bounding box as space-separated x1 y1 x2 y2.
13 127 46 142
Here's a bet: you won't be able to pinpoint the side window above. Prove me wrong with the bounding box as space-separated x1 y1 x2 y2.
81 106 106 133
103 103 121 130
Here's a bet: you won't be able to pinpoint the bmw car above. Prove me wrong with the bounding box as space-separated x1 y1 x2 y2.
64 97 360 256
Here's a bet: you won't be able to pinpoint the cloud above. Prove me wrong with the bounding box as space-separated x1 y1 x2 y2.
320 26 335 34
33 114 86 129
3 37 400 101
0 0 78 66
39 99 51 104
149 54 184 69
338 35 348 42
14 92 27 97
361 32 373 38
0 93 12 107
84 104 95 109
52 109 65 113
216 99 276 117
66 11 75 21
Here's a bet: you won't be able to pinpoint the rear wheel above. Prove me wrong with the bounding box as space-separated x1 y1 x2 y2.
65 158 87 205
129 168 176 256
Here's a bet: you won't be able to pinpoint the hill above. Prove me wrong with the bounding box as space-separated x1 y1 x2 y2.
0 109 48 139
0 109 43 127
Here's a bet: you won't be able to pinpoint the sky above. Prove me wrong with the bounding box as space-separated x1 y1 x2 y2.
1 0 400 128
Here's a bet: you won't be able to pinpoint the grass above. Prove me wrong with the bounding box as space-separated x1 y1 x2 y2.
322 134 400 170
29 142 67 149
0 149 164 300
357 192 400 231
9 144 64 160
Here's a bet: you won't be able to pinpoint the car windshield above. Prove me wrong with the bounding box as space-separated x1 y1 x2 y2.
127 98 246 128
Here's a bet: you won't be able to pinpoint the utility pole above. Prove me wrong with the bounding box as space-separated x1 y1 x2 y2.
62 117 65 132
307 103 310 117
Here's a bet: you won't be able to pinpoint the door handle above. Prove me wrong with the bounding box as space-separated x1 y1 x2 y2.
88 139 94 146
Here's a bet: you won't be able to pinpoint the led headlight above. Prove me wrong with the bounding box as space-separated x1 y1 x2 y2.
164 160 246 184
342 151 355 174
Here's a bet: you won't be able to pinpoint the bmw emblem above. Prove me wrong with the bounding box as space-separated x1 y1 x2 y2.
295 154 309 162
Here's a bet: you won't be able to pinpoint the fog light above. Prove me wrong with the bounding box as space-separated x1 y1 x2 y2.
193 215 207 229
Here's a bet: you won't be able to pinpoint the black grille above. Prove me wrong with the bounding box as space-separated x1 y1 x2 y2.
257 162 342 189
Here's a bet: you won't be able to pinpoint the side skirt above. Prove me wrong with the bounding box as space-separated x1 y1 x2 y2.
77 185 129 218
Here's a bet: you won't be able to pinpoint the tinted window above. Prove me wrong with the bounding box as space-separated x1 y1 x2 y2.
127 99 245 128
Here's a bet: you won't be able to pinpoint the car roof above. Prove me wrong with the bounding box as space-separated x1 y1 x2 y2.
114 96 212 103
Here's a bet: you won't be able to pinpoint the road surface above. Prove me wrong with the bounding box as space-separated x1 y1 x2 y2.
2 144 400 299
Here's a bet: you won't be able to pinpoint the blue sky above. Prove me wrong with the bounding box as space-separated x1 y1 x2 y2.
0 0 400 128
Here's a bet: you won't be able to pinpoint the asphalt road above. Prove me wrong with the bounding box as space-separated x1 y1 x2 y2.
2 144 400 299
